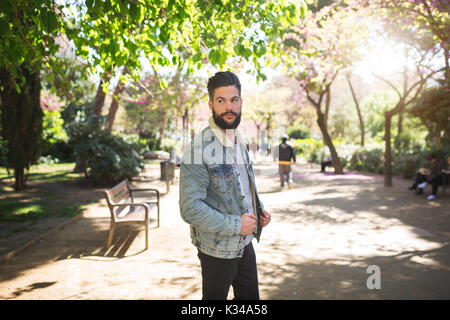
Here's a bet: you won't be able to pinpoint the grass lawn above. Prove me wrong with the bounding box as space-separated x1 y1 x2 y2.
0 162 96 225
0 162 82 183
0 160 161 225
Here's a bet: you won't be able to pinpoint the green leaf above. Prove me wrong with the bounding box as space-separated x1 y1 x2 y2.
0 19 10 35
159 79 168 90
159 26 169 44
218 49 227 66
129 3 140 20
193 52 202 62
243 48 252 60
46 10 58 34
208 49 218 65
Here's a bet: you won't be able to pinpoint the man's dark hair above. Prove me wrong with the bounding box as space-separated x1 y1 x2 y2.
428 153 438 160
207 71 241 101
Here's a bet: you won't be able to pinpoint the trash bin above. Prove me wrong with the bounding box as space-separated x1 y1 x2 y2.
160 160 175 182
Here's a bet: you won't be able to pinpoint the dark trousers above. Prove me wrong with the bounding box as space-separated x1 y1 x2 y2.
412 173 444 195
431 175 444 195
321 160 332 172
197 242 259 300
279 164 291 185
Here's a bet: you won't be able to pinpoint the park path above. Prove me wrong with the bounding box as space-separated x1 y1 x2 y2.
0 161 449 299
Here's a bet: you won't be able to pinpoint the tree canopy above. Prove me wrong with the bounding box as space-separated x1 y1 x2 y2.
1 0 307 86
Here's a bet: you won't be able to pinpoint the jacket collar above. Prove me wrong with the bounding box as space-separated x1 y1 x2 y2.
208 116 247 148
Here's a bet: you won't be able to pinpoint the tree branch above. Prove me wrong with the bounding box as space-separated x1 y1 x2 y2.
372 73 402 99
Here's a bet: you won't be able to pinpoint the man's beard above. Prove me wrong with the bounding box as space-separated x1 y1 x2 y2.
212 109 241 130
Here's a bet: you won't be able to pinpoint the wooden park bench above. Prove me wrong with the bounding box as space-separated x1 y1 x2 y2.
104 178 160 250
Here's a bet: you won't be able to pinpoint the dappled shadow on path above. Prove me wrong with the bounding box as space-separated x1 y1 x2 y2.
257 164 450 299
54 222 149 261
7 281 57 299
260 243 450 299
0 216 151 283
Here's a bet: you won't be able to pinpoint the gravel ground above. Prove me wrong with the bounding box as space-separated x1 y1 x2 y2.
0 162 449 300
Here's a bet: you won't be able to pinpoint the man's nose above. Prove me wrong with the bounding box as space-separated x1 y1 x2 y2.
224 102 234 111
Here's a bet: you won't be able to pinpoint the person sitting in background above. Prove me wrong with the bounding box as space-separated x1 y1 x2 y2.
408 153 445 200
441 156 450 188
441 156 450 175
320 156 333 172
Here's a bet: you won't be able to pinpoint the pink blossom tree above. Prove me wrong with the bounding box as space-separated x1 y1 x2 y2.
281 3 372 174
360 0 448 186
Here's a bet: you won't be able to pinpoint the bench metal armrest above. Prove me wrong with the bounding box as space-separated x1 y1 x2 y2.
110 202 150 218
128 188 160 202
129 187 159 194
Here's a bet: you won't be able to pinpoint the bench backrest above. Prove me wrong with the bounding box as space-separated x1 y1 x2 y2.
104 179 133 219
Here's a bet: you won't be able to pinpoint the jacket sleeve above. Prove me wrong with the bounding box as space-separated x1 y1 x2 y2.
429 160 444 180
179 146 242 236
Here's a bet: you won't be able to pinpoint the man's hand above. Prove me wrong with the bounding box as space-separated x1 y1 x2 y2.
260 210 271 228
240 213 256 235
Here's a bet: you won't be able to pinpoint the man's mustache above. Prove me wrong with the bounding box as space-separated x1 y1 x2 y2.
219 111 239 117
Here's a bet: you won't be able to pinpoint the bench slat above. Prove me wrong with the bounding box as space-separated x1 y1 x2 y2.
116 206 146 222
112 189 131 204
104 179 160 250
113 202 157 221
107 180 128 197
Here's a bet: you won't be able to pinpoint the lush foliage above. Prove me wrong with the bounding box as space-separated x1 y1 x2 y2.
67 115 143 185
287 123 310 139
0 0 307 190
1 0 304 83
295 137 449 179
0 66 42 190
291 138 325 163
410 85 450 144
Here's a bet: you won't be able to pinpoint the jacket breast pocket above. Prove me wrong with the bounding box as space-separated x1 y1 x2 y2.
209 164 234 195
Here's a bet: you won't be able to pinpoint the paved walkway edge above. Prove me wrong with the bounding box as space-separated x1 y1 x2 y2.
0 204 99 264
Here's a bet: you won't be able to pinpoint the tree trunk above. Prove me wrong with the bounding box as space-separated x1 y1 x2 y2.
266 113 272 140
306 86 344 175
445 49 450 84
317 110 344 174
434 131 441 144
0 66 42 191
106 68 127 133
14 167 25 191
324 88 331 130
74 69 113 173
384 113 393 187
347 75 365 146
394 111 403 149
160 112 167 141
91 68 113 116
182 108 189 142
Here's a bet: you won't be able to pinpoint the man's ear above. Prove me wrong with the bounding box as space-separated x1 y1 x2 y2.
208 100 212 112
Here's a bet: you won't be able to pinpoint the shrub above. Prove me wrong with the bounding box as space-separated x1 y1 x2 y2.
392 144 450 179
161 136 180 153
286 123 310 139
392 151 427 179
41 109 71 161
291 138 324 163
347 147 384 174
67 115 143 185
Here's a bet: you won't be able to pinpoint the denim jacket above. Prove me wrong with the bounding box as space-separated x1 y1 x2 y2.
179 117 265 259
